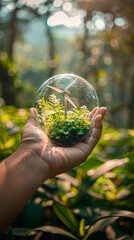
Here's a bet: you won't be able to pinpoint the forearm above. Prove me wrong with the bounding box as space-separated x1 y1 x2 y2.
0 144 49 233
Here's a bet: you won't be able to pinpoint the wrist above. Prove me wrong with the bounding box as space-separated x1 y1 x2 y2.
17 143 50 185
0 144 50 232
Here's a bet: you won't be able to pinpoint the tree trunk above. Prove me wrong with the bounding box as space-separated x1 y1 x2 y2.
0 62 16 105
129 77 134 128
82 19 89 53
1 1 18 105
45 15 56 78
8 2 18 60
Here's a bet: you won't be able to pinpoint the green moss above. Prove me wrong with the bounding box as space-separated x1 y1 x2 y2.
48 118 91 146
37 95 91 145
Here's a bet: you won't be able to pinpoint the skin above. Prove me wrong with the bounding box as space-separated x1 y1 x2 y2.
0 107 107 233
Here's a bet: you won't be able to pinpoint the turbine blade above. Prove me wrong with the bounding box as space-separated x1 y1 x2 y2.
65 93 77 108
47 85 63 93
65 77 78 91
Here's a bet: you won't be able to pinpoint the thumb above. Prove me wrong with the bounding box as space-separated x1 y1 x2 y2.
25 108 38 127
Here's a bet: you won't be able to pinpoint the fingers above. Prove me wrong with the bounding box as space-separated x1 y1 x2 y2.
25 108 38 127
66 107 107 167
92 114 103 136
92 106 107 127
89 107 99 128
88 107 107 128
83 107 107 151
84 115 102 144
96 107 107 120
88 107 99 121
88 107 107 120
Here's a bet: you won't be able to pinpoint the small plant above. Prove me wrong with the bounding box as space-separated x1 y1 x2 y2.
37 94 91 146
49 117 91 145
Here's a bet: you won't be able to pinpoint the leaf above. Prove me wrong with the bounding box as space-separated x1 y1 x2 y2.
84 211 134 240
81 156 104 171
53 200 79 232
116 189 130 200
41 183 59 192
127 129 134 137
34 226 78 239
84 217 118 240
13 226 78 239
117 236 130 240
12 228 33 236
89 158 128 185
79 130 84 135
79 218 85 237
56 173 79 187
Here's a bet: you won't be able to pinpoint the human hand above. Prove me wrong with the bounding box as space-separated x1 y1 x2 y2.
21 107 107 178
0 107 106 232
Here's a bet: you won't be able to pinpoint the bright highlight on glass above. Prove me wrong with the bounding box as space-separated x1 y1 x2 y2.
34 73 99 146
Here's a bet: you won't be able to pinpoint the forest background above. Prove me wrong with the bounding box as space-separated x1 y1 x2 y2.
0 0 134 239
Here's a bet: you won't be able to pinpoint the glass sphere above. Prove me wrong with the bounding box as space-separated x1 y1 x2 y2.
34 73 99 146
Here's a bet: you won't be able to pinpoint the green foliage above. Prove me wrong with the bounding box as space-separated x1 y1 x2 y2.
84 211 134 240
53 200 79 232
1 106 134 240
36 95 90 145
0 106 29 161
0 53 18 83
0 53 23 106
49 94 61 108
49 118 91 145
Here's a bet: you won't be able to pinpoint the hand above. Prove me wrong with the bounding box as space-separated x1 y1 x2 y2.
0 107 106 232
21 107 107 178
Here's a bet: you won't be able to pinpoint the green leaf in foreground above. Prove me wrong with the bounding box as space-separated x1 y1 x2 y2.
84 210 134 240
34 226 78 239
89 158 128 185
79 218 85 237
12 228 32 237
81 156 104 171
53 200 79 232
13 226 78 240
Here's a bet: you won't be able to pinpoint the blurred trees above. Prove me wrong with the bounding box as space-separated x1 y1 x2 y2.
0 1 134 238
0 54 17 105
0 0 134 128
76 0 134 128
0 0 57 105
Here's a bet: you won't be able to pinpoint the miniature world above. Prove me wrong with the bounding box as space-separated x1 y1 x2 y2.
34 73 99 145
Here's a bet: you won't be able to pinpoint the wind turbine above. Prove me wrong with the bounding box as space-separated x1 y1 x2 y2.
47 77 78 119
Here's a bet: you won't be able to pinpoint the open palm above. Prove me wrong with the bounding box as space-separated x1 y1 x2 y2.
21 107 107 178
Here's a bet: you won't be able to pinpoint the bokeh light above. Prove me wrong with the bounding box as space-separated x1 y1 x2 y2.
47 11 83 28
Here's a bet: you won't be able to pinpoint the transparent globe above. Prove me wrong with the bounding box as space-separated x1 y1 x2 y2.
34 73 99 146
